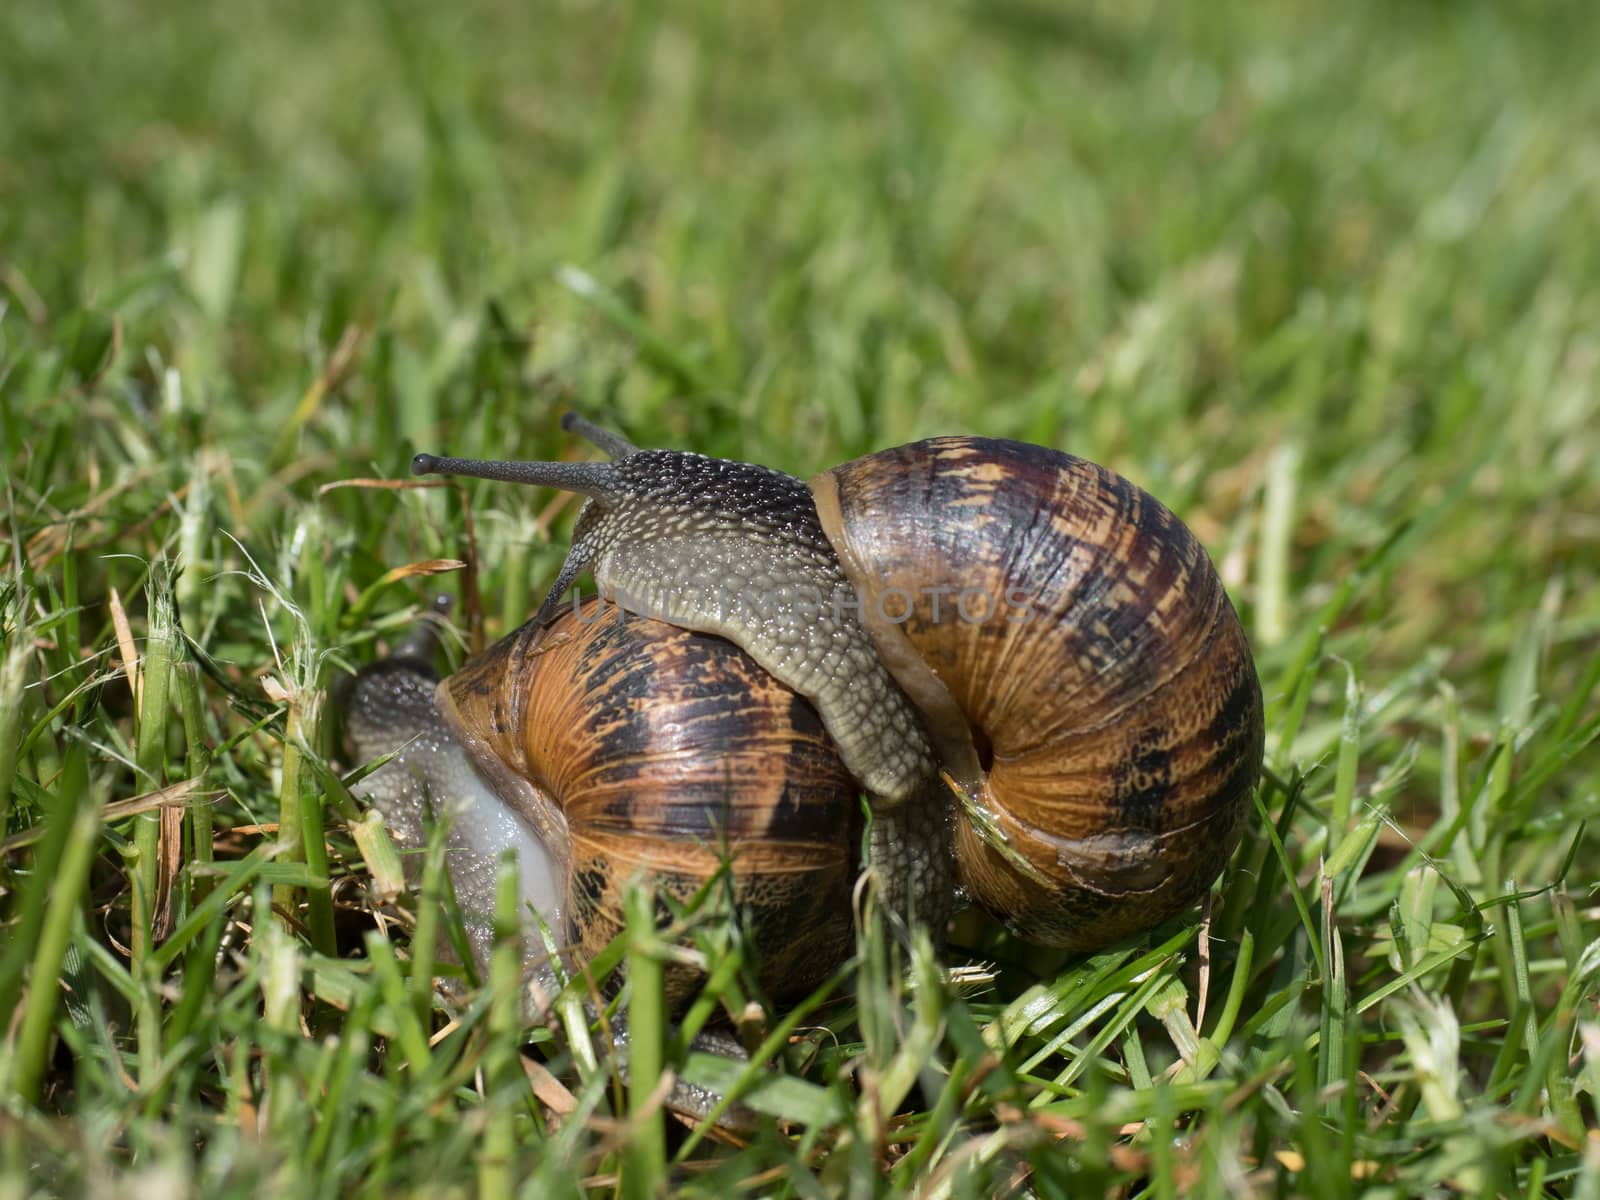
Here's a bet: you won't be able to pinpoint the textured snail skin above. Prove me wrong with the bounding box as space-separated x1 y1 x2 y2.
813 438 1265 949
344 601 861 1008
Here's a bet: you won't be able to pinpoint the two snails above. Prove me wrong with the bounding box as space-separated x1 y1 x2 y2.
343 414 1263 1003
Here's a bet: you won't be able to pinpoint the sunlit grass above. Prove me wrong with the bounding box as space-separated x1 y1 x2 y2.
2 0 1598 1194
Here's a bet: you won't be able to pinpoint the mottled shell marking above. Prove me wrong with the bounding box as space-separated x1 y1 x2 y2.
439 600 861 1002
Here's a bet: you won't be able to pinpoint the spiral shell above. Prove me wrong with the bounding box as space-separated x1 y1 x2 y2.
438 599 861 1002
812 437 1263 950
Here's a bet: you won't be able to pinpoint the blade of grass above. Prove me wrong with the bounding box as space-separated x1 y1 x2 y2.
3 748 97 1104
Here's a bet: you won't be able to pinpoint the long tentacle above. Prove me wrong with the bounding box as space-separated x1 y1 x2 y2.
411 454 621 498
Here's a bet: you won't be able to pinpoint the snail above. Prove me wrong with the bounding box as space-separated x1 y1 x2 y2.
343 597 861 1006
355 413 1263 975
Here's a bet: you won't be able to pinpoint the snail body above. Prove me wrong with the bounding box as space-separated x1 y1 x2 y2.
393 415 1263 955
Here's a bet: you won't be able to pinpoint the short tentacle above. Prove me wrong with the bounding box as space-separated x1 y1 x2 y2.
560 411 640 459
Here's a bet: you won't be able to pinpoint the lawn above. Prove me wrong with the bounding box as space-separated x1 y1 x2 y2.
2 0 1598 1194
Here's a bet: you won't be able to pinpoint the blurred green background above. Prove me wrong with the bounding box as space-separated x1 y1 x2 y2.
3 0 1599 1191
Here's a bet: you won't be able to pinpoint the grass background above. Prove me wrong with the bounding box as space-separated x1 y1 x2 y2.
3 0 1599 1194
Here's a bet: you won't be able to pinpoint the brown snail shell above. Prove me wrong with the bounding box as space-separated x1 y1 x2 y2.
812 437 1264 950
440 598 861 1004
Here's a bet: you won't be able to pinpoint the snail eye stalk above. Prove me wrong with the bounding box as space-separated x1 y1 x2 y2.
410 454 623 502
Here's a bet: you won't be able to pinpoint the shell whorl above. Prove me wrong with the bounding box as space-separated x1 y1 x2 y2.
812 437 1264 950
437 600 861 1003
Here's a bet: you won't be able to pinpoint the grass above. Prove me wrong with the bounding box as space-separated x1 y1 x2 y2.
3 0 1599 1193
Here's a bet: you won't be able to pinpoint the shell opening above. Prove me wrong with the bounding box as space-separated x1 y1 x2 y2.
1012 821 1176 895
